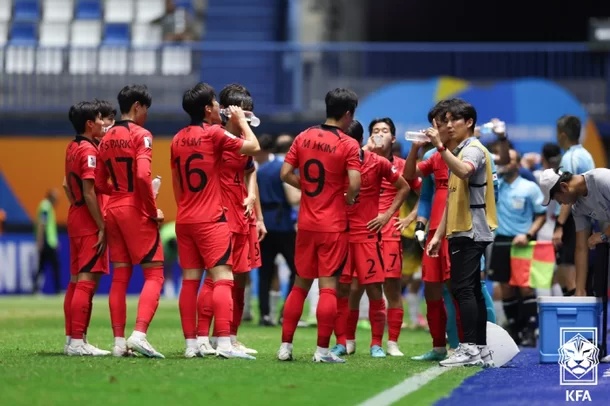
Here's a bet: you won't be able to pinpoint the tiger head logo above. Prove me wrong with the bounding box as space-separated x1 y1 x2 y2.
558 334 599 379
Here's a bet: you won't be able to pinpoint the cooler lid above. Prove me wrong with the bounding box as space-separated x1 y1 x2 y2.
537 296 601 304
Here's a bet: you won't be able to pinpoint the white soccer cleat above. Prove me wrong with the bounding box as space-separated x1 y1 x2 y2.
478 345 495 368
84 342 111 356
197 337 217 356
184 347 201 358
233 341 258 355
216 347 256 360
64 344 69 355
112 345 138 357
127 335 165 359
346 340 356 355
66 343 95 356
387 341 404 357
312 350 346 363
277 343 293 361
210 337 218 349
439 343 483 367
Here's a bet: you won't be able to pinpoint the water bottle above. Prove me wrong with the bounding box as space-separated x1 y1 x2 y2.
152 176 162 198
480 121 505 135
372 134 383 147
220 109 261 128
404 131 430 142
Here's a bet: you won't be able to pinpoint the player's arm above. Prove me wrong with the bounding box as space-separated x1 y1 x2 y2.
82 179 106 253
346 170 361 205
416 175 433 224
283 182 301 206
62 176 75 205
135 133 158 219
94 157 112 195
345 142 362 205
280 162 301 190
226 106 260 155
403 143 426 180
244 167 257 216
369 175 409 232
170 147 182 206
574 229 590 296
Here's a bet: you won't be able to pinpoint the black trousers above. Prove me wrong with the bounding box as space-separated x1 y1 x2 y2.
34 244 60 294
449 237 490 345
258 231 297 318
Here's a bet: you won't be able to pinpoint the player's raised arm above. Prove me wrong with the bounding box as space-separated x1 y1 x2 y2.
135 132 158 219
227 106 260 155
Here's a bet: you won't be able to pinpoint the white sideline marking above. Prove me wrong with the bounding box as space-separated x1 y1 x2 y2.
357 366 449 406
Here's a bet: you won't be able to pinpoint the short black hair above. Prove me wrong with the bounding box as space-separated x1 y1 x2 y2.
325 88 358 120
445 98 477 130
427 100 452 124
542 142 562 163
258 134 274 152
557 115 581 143
68 101 99 135
182 82 216 124
117 85 152 114
275 136 294 154
219 83 254 111
94 99 116 119
345 120 364 144
368 117 396 137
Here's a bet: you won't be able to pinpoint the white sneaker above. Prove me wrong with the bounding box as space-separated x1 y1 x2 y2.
67 343 95 356
387 341 404 357
277 343 293 361
127 335 165 359
84 342 111 356
216 346 256 360
478 345 495 368
312 350 346 363
233 341 258 355
184 347 201 358
210 337 218 350
64 343 69 355
439 343 483 367
346 340 356 355
196 337 217 355
112 345 137 357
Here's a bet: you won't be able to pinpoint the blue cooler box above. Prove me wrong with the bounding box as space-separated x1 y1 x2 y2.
538 296 602 363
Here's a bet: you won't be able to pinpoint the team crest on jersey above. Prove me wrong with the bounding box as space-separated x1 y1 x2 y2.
144 137 153 149
224 130 237 139
87 155 97 168
391 166 398 174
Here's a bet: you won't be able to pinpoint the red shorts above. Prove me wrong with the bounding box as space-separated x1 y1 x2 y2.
422 231 450 283
340 241 385 285
69 233 109 276
249 224 262 269
105 206 163 264
382 240 403 279
176 222 232 270
232 232 250 273
295 230 348 279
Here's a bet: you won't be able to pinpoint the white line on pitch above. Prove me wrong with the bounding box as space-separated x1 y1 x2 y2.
357 366 449 406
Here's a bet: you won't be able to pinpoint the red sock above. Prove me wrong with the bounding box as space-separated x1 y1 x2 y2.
426 299 447 348
64 282 76 336
230 285 245 336
84 290 94 337
346 309 359 341
70 280 96 339
179 279 200 339
334 296 349 346
212 279 234 337
369 298 386 347
387 308 404 342
453 297 464 342
197 277 214 337
316 288 337 348
134 266 164 333
109 266 133 337
281 286 308 343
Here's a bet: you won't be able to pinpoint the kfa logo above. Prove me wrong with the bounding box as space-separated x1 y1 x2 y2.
558 327 599 402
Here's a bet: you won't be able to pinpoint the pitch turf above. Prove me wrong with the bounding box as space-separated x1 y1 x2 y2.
0 297 476 405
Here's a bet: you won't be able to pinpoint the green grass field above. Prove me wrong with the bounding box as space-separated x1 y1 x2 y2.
0 297 476 405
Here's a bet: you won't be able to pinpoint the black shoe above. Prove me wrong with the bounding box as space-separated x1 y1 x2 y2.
259 315 277 327
519 327 538 348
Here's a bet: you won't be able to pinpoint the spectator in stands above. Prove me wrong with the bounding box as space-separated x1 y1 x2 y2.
33 189 61 294
155 0 200 42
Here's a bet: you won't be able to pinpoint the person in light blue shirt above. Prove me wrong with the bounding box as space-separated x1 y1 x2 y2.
552 115 595 297
488 149 547 347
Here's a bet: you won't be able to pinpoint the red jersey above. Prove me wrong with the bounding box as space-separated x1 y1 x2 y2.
379 156 421 241
417 151 449 230
285 124 361 233
348 151 400 242
171 123 244 224
65 136 102 237
96 121 157 219
220 146 255 235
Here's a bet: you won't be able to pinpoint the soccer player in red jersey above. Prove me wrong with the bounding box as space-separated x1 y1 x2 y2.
173 83 260 359
332 120 409 358
277 88 361 363
96 85 166 358
63 101 110 356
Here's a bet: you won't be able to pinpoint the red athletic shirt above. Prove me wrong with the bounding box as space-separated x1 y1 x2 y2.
417 151 449 230
96 120 157 219
379 156 421 241
348 151 400 242
65 136 102 237
220 144 255 235
284 124 361 233
171 123 244 224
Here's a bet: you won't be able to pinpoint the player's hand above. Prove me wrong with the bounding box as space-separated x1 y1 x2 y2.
512 234 529 247
243 195 256 216
425 119 442 149
587 232 603 250
367 213 391 232
490 118 506 137
256 219 267 242
426 235 441 257
228 105 247 125
93 228 106 256
152 208 165 225
552 227 563 248
395 212 416 232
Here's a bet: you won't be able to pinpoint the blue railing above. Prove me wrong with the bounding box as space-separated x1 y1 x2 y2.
0 41 608 115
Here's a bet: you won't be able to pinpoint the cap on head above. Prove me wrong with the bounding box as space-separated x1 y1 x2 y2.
539 169 561 206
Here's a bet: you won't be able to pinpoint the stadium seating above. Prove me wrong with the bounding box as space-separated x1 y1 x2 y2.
0 2 11 22
75 0 102 19
13 1 41 22
134 0 164 23
43 0 74 22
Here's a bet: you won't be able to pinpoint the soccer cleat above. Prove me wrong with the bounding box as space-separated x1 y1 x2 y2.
478 345 495 368
370 345 387 358
312 351 346 363
184 347 201 358
346 340 356 355
66 343 95 356
386 341 404 357
209 337 218 349
411 349 447 361
64 343 69 355
330 344 347 356
277 343 293 361
439 343 483 367
216 347 256 360
233 341 258 355
127 335 165 359
197 337 217 355
84 342 111 356
112 345 138 357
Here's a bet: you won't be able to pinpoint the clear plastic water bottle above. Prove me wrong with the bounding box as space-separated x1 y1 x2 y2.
404 131 430 142
220 109 261 128
480 121 505 135
152 176 162 198
372 134 383 147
